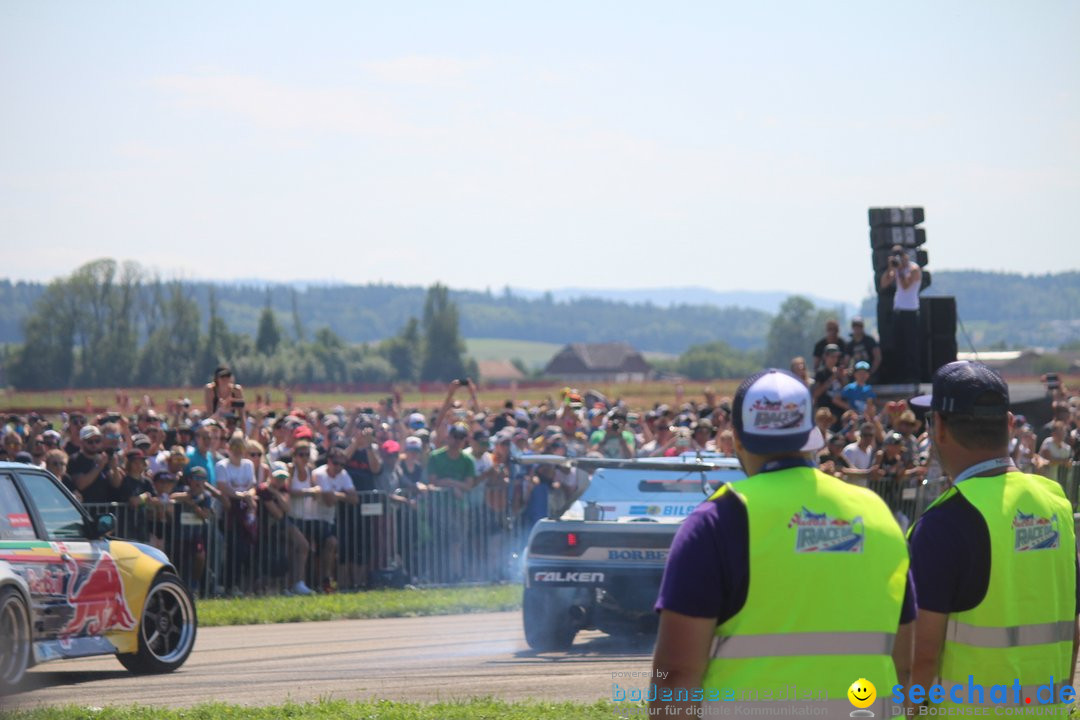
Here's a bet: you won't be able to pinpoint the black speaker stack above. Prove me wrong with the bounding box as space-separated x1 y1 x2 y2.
920 296 958 380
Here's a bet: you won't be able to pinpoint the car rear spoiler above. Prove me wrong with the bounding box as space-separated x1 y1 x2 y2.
510 454 741 473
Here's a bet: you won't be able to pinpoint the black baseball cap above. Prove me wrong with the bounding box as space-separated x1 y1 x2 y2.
910 361 1009 416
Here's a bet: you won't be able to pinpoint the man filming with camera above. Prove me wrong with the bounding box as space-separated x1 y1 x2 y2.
880 243 922 383
588 411 635 459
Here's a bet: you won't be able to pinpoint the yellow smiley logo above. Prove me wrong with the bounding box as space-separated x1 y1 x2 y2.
847 678 876 709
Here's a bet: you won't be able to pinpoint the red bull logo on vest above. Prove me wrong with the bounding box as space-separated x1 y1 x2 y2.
1012 510 1060 551
59 553 136 641
789 507 864 553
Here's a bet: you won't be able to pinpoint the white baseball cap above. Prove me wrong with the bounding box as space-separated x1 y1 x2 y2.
733 369 824 455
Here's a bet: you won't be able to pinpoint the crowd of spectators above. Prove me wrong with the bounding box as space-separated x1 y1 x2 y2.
3 335 1079 595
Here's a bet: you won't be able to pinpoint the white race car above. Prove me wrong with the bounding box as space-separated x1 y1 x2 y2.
521 453 744 651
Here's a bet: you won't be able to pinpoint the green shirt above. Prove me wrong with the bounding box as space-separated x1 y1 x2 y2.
426 447 476 483
588 429 636 458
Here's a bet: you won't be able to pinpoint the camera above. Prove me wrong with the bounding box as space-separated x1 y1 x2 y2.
231 400 245 410
457 378 470 386
1045 372 1061 390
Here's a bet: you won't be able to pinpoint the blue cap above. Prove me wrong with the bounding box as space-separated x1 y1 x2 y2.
854 361 871 371
910 361 1009 416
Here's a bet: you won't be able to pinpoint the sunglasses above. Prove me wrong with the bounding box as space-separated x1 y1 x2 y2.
249 452 262 458
84 437 102 444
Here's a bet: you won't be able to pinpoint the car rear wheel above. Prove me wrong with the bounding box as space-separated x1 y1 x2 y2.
0 587 31 693
523 586 576 651
117 572 196 674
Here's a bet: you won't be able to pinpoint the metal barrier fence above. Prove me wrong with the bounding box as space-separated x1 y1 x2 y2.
86 463 1080 598
856 462 1080 536
86 489 523 598
1046 462 1080 509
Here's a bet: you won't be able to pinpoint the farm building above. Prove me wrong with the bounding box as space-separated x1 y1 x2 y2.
543 342 652 383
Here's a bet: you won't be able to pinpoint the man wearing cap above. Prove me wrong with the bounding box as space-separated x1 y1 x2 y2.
847 316 882 379
172 466 215 592
68 424 123 504
652 369 913 717
186 426 218 487
812 344 849 420
841 360 877 415
689 419 715 452
907 362 1078 714
812 318 846 372
63 413 86 456
428 423 476 582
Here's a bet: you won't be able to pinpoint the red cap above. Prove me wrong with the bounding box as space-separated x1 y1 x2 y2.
293 425 314 439
381 440 401 454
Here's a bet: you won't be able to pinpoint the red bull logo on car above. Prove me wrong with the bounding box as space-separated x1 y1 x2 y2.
1012 510 1059 551
59 553 136 640
788 507 864 553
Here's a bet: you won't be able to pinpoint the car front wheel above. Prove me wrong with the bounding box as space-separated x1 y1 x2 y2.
117 572 197 674
0 587 31 693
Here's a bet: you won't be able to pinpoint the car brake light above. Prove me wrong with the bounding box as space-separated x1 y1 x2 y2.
567 532 578 547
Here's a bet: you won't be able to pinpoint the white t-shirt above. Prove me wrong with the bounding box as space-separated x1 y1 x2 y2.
312 464 354 523
467 449 493 476
148 449 169 476
1040 437 1072 462
842 442 875 470
216 458 256 494
893 262 921 311
288 468 319 521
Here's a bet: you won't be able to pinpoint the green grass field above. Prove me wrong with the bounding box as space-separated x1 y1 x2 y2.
2 699 635 720
464 337 563 369
197 585 522 627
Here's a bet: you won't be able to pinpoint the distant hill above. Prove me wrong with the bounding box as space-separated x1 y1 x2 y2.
511 286 856 316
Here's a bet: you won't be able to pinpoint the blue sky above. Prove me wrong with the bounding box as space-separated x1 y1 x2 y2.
2 1 1077 305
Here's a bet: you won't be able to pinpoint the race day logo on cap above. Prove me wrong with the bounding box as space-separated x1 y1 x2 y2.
1013 510 1060 551
748 394 808 432
789 507 864 553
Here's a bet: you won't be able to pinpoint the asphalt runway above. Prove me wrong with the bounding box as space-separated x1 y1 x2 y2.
7 611 655 710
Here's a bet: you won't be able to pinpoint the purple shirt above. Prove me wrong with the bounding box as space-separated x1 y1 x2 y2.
909 485 1080 614
655 479 917 624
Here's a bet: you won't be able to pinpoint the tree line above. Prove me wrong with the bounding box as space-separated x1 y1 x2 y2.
4 260 472 390
0 274 774 355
